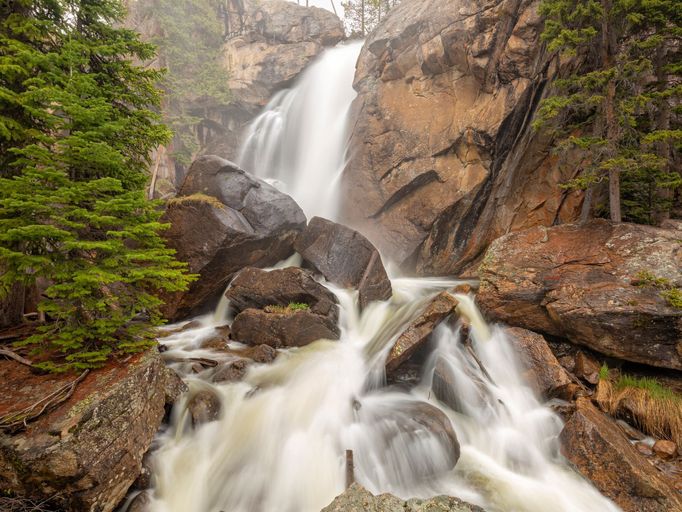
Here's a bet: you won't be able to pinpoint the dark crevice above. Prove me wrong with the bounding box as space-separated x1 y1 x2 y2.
370 170 441 219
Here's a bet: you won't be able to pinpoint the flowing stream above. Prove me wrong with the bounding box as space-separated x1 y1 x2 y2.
143 43 622 512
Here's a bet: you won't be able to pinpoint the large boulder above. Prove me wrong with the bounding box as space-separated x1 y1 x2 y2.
504 327 574 400
295 217 393 309
560 398 682 512
385 292 459 374
161 156 306 320
226 267 341 348
321 483 485 512
0 350 183 512
341 0 584 275
478 221 682 370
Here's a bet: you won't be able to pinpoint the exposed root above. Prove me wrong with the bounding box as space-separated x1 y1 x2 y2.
0 495 61 512
0 370 89 434
0 348 33 367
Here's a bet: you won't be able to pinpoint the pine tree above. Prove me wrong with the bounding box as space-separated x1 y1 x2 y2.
341 0 400 37
535 0 681 224
0 0 194 372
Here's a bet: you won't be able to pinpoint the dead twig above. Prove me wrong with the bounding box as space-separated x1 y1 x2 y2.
0 370 89 434
0 348 33 367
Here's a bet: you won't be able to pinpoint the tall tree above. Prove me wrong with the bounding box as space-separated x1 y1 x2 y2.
536 0 681 224
0 0 194 371
341 0 400 37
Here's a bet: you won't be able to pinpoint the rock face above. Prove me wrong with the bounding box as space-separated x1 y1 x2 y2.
560 398 682 512
341 0 584 274
295 217 393 309
205 0 345 161
504 327 574 400
321 483 485 512
385 292 459 373
161 156 306 320
478 221 682 370
226 267 341 348
0 350 183 512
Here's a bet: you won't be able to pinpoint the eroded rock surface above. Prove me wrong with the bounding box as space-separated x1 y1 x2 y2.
560 398 682 512
341 0 584 274
161 156 306 320
478 221 682 370
0 350 182 512
322 483 485 512
295 217 392 309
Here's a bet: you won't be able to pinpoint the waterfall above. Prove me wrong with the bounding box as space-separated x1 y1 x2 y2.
238 41 363 221
144 43 622 512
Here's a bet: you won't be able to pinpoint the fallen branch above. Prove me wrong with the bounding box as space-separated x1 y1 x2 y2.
0 348 33 367
0 370 89 434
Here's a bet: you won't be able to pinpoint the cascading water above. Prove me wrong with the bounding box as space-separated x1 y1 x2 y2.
142 42 623 512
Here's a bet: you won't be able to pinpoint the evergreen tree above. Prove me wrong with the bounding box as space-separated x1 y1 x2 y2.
535 0 681 223
0 0 194 372
341 0 400 37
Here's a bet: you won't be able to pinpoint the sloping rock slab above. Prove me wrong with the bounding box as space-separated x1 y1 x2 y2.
478 221 682 370
0 350 183 512
227 267 340 347
560 398 682 512
505 327 574 400
322 483 485 512
295 217 392 309
161 156 306 320
386 292 458 374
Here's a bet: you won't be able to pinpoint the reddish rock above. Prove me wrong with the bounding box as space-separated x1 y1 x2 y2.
478 221 682 370
504 327 574 400
653 440 678 460
295 217 392 309
161 156 307 321
574 351 601 385
385 292 459 374
635 442 654 456
560 398 682 512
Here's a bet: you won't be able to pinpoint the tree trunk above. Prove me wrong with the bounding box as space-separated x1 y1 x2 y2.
0 282 25 329
361 0 365 36
653 44 671 225
601 0 621 222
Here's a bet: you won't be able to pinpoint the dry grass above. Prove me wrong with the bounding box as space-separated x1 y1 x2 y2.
167 193 224 209
0 496 60 512
597 371 682 446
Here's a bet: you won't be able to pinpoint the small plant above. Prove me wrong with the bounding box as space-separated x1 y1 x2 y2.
661 288 682 310
598 363 610 381
167 193 224 209
633 271 682 310
264 303 310 314
288 302 310 311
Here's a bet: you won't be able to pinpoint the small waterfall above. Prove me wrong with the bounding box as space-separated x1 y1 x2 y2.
144 41 623 512
238 41 362 220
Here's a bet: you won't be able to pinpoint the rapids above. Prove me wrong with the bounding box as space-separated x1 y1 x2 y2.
140 42 622 512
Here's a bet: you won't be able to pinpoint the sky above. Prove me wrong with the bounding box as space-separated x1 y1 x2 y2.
291 0 345 18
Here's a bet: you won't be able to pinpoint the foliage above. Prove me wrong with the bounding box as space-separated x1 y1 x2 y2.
341 0 400 37
598 363 610 380
0 0 194 372
616 374 680 402
167 193 225 210
535 0 682 223
634 271 682 309
264 303 311 314
130 0 231 166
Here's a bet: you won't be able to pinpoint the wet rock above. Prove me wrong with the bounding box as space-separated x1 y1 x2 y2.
505 327 574 400
127 491 151 512
0 350 180 512
232 308 339 348
212 359 250 384
294 217 392 309
574 351 601 385
653 440 678 460
232 344 277 364
560 398 682 512
432 356 492 415
227 267 340 348
321 483 485 512
200 334 230 351
478 221 682 370
636 442 654 456
386 292 459 374
616 420 646 442
342 0 585 275
161 156 306 321
188 390 222 426
132 451 154 490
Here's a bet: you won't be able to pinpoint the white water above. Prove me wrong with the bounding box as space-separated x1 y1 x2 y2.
238 41 362 220
144 43 622 512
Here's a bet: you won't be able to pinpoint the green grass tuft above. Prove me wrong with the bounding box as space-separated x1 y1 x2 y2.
616 375 680 402
599 363 610 380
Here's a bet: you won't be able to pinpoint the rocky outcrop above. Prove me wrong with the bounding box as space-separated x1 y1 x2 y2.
295 217 392 309
341 0 584 274
0 350 183 512
385 292 459 374
505 327 575 400
161 156 306 320
322 483 485 512
205 0 345 161
478 221 682 370
560 398 682 512
226 267 340 348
